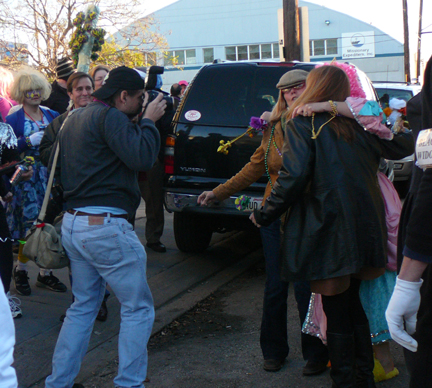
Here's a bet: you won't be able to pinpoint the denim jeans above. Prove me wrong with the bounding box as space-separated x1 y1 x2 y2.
259 219 328 362
45 213 155 388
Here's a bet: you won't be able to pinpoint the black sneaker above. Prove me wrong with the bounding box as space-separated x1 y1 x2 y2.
13 267 31 296
36 272 67 292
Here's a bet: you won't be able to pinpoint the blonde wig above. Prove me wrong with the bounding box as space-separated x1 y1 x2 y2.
10 67 51 103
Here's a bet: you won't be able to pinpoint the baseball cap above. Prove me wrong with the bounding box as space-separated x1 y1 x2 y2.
92 66 145 100
276 69 308 90
178 80 188 86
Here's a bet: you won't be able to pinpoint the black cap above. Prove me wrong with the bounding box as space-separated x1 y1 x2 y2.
92 66 145 100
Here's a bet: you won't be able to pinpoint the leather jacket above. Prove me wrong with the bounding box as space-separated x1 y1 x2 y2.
254 114 414 282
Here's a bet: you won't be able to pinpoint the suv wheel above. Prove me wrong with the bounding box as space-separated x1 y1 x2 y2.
173 212 213 253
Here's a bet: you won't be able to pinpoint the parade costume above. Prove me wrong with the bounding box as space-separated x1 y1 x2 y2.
5 107 59 240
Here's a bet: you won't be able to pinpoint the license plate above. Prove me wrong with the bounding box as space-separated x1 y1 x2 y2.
235 195 263 212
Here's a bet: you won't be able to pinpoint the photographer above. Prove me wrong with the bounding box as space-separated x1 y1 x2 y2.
139 66 175 253
45 66 166 388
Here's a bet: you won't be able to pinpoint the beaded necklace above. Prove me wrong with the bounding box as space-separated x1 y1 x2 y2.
265 125 283 189
24 109 46 130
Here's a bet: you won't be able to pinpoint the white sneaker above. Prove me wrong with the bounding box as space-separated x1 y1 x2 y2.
7 291 22 319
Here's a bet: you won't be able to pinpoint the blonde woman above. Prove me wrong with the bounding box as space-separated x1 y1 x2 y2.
89 65 110 91
6 67 66 296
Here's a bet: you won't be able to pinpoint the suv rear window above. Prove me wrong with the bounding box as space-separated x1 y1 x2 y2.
180 63 314 127
375 88 414 107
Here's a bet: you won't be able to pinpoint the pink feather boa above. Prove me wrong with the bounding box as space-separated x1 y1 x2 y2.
316 62 366 99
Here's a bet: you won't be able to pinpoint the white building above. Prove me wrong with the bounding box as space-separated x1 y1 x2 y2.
145 0 404 89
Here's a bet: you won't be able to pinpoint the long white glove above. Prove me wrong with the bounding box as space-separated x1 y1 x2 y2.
29 131 44 147
386 276 423 352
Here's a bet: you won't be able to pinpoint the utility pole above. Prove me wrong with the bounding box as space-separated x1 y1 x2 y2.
283 0 300 61
416 0 423 82
402 0 411 83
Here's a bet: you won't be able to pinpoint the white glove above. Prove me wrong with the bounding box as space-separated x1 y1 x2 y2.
29 131 44 147
386 276 423 352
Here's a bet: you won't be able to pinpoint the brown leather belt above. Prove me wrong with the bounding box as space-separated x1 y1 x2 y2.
67 209 128 220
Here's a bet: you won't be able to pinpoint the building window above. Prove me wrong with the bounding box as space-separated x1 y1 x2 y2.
164 49 196 66
186 49 196 64
176 51 185 65
224 43 279 61
238 45 248 61
203 48 214 63
249 45 260 60
273 43 280 58
326 39 338 55
225 46 236 61
261 44 272 59
309 39 338 56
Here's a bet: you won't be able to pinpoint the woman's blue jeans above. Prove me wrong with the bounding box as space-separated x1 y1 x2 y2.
259 218 328 363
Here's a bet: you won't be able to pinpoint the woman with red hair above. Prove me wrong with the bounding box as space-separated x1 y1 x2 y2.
252 66 413 387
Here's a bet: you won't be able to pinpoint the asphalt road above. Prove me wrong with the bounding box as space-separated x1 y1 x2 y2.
82 261 410 388
11 200 410 388
13 201 262 388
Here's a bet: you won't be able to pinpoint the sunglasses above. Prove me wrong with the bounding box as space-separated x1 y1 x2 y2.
25 89 42 99
281 83 306 94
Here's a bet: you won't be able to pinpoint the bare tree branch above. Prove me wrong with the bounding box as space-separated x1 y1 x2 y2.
0 0 168 76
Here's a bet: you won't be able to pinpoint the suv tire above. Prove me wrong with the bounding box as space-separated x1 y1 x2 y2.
173 212 213 252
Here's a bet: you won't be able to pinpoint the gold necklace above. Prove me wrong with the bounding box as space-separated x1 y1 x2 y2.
311 113 336 139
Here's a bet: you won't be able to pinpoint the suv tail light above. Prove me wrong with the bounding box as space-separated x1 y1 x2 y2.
164 135 175 174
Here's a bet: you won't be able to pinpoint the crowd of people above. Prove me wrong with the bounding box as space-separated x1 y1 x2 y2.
198 57 432 388
0 59 171 387
0 54 431 388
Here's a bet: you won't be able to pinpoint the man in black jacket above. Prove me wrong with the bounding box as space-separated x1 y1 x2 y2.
45 66 166 388
40 71 112 322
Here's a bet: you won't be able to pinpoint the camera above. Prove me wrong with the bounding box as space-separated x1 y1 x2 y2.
145 66 174 112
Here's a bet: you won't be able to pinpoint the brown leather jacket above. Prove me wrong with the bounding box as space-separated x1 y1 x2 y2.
213 120 284 204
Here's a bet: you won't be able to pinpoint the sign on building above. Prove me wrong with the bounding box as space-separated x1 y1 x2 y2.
341 31 375 59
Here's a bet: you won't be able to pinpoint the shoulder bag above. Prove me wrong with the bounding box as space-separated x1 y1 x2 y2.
22 111 75 269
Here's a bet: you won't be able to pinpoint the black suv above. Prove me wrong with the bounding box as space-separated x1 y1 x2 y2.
164 61 376 252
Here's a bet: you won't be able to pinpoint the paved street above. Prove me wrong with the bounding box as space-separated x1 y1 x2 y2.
13 201 262 388
10 200 410 388
80 262 410 388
